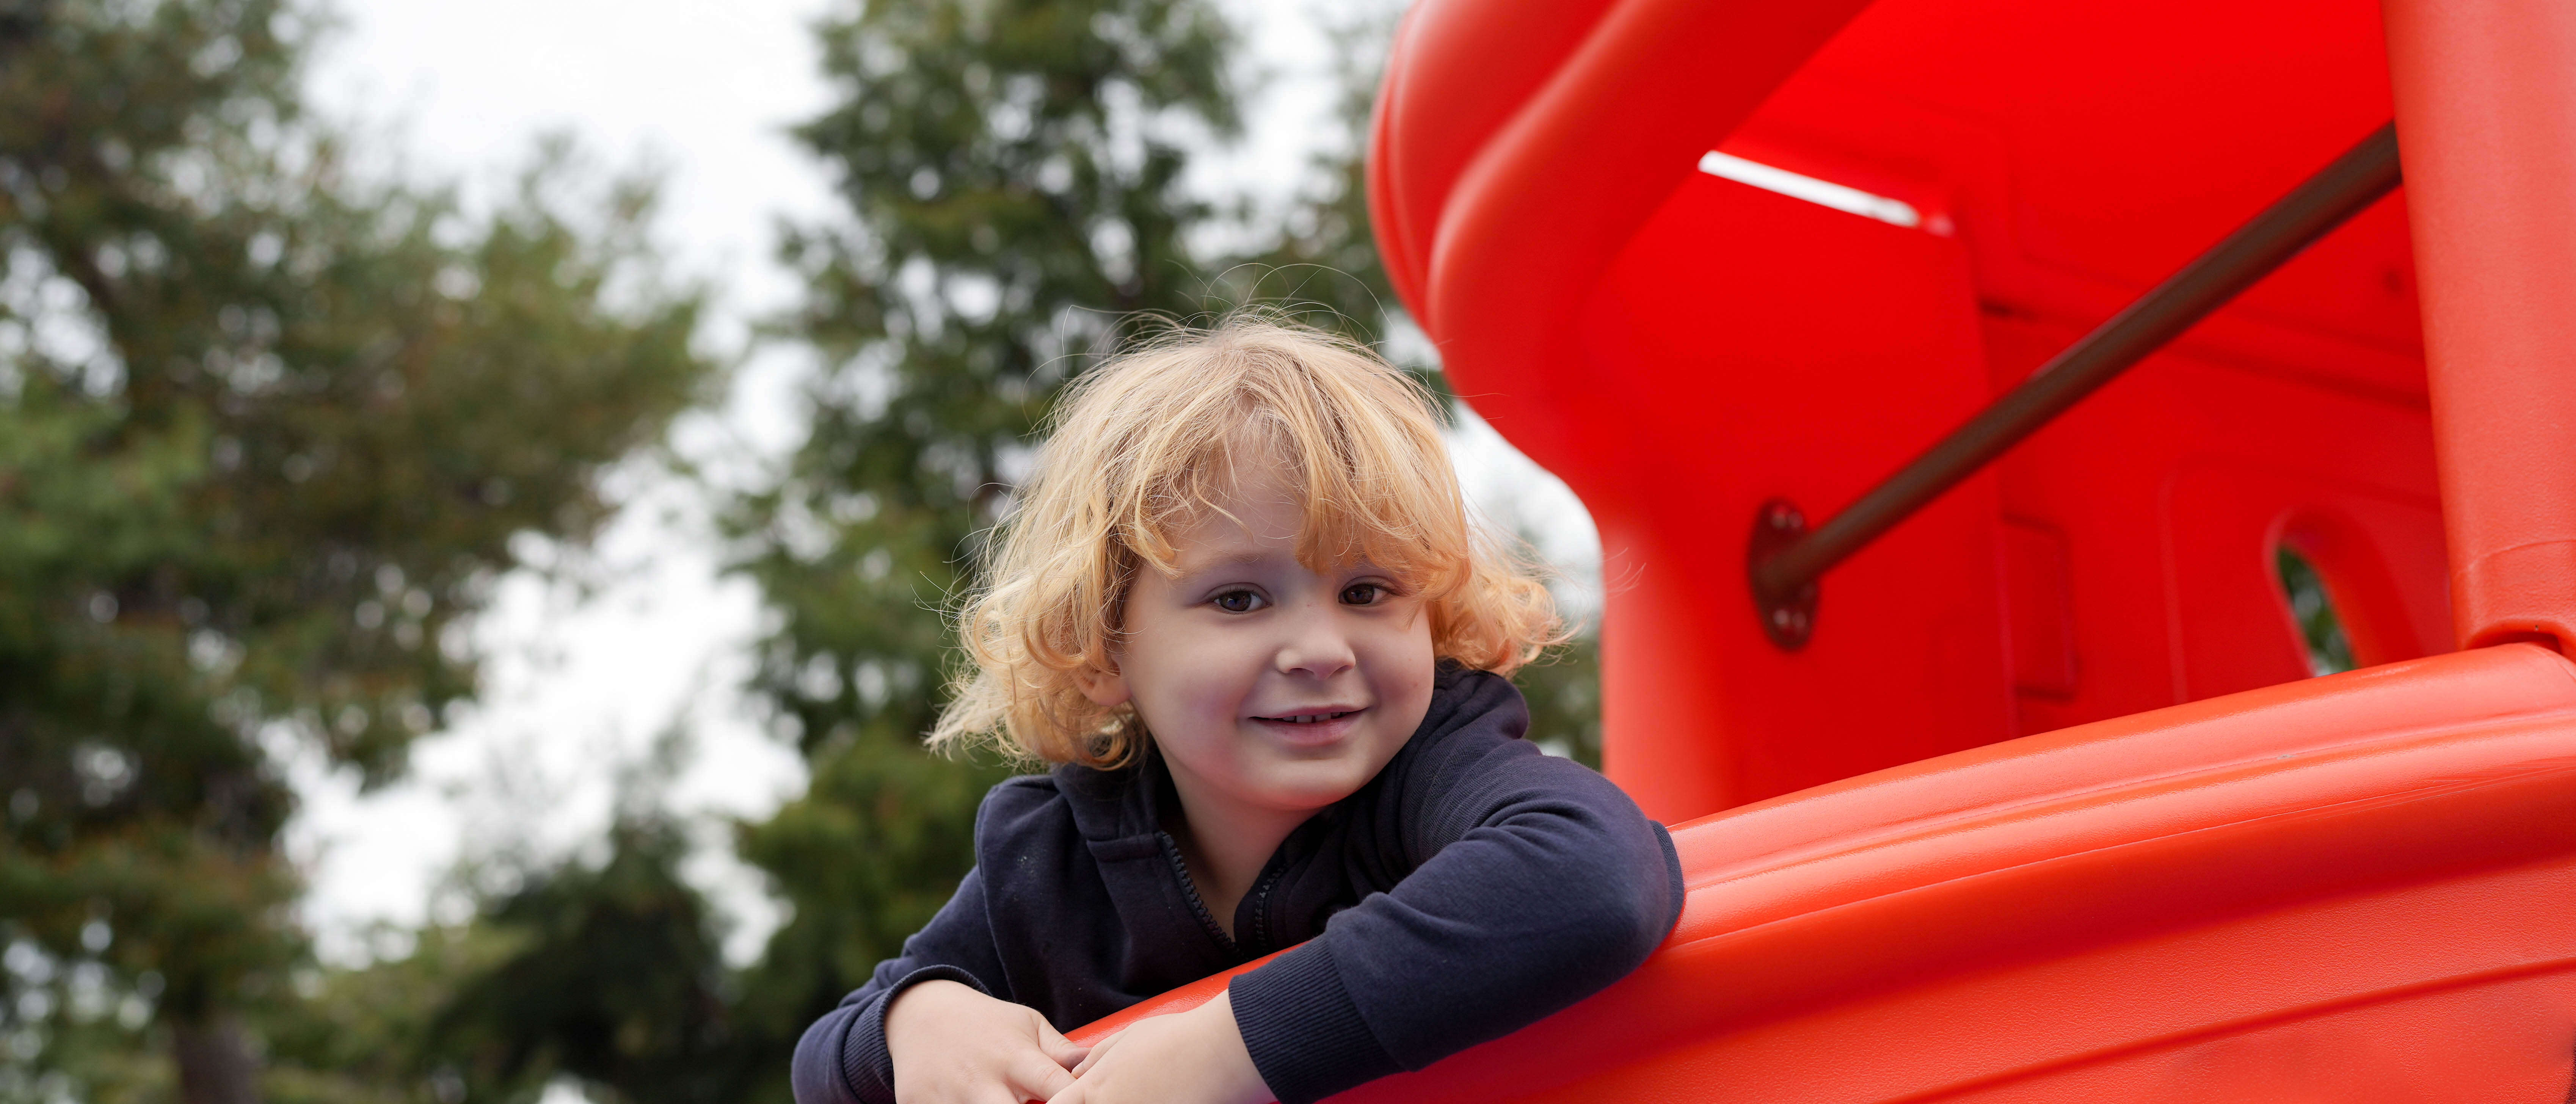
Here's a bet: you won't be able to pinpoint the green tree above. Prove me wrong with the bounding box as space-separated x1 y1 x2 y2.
420 817 737 1104
0 1 718 1101
254 743 740 1104
258 922 520 1104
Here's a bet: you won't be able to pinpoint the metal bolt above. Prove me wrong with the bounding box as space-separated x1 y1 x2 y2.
1771 608 1792 629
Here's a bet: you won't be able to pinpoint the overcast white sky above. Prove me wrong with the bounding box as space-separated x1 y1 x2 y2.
285 0 1598 969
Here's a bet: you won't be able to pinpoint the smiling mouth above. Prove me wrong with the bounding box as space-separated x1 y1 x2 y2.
1258 709 1360 725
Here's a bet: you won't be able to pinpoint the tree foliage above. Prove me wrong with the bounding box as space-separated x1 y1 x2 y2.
0 1 718 1101
425 819 737 1104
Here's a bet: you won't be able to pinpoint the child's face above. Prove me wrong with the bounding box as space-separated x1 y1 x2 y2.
1083 465 1438 825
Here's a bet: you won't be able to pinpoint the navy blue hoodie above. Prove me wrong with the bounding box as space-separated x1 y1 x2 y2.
790 664 1684 1104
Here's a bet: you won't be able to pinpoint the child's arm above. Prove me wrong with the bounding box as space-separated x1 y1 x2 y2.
1083 673 1681 1104
1234 733 1679 1101
793 867 1083 1104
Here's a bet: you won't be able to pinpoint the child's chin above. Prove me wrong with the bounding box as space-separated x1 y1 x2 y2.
1236 746 1381 798
1243 749 1398 809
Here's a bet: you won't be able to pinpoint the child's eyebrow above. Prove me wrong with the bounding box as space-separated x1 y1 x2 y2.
1181 549 1280 577
1179 548 1400 582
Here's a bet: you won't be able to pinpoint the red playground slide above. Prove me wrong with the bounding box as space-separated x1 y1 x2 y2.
1076 0 2576 1098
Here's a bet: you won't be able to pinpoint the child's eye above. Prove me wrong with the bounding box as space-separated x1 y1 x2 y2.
1341 582 1389 606
1211 589 1264 613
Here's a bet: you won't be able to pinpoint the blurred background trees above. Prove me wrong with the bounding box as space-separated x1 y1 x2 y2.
0 1 1605 1102
0 0 714 1101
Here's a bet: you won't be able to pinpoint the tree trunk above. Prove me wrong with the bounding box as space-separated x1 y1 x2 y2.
171 1011 262 1104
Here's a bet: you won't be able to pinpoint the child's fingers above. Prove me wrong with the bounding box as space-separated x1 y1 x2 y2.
1041 1076 1087 1104
1006 1051 1077 1102
1067 1030 1122 1078
1034 1021 1088 1070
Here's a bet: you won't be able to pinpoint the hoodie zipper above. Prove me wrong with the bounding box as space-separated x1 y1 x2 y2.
1160 831 1300 958
1241 859 1287 953
1159 831 1238 954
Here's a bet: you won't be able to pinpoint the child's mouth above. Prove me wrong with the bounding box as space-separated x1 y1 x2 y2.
1251 707 1365 740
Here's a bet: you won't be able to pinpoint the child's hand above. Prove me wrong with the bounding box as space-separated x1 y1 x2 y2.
884 979 1089 1104
1046 990 1272 1104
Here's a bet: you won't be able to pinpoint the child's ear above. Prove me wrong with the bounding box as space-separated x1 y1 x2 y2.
1075 662 1131 709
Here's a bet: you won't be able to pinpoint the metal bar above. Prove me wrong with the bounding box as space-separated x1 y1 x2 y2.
1751 122 2403 612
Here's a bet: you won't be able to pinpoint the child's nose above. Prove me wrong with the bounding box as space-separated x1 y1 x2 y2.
1273 601 1357 679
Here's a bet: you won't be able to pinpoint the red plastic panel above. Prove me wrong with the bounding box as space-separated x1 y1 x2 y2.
1572 175 2007 819
1935 968 2576 1101
2163 459 2447 695
2000 520 2075 697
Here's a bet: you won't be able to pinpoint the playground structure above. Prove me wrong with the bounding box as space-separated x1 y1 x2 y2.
1073 0 2576 1098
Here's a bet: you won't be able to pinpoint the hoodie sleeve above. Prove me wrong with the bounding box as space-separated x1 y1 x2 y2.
790 867 1009 1104
1227 674 1686 1104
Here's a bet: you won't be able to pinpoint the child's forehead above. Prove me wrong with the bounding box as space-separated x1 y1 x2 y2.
1115 394 1455 577
1160 469 1311 554
1146 485 1408 580
1181 416 1420 500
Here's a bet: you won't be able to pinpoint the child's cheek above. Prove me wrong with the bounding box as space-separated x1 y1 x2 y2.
1380 603 1439 735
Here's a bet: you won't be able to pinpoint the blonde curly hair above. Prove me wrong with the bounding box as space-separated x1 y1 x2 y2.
930 318 1567 767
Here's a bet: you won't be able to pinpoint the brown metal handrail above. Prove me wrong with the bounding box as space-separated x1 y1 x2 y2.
1750 122 2404 649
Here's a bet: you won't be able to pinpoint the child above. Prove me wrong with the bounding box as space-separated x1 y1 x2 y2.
790 320 1683 1104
